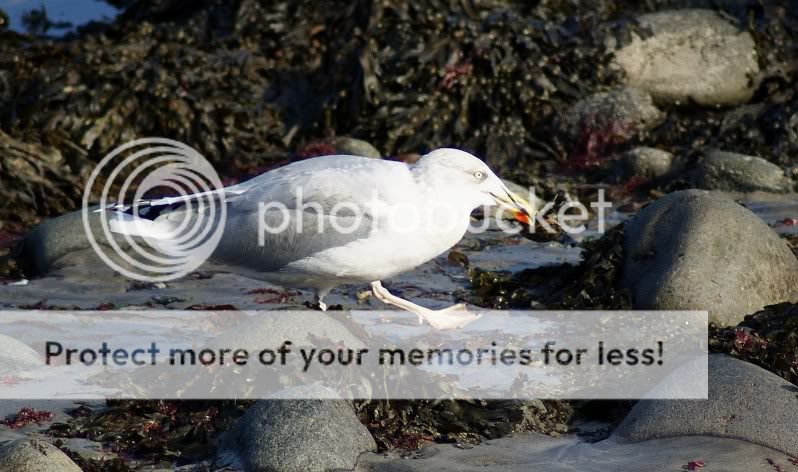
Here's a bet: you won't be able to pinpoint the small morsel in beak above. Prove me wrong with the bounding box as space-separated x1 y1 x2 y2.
519 214 563 242
491 190 566 242
520 193 567 243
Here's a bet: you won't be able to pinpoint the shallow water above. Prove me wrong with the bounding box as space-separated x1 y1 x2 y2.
744 199 798 236
3 0 118 35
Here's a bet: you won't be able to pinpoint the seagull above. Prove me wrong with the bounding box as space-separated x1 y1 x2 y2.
106 148 537 329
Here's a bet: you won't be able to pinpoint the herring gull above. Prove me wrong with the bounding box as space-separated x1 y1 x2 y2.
107 148 536 329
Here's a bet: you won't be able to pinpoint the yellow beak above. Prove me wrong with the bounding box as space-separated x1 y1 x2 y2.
491 188 536 224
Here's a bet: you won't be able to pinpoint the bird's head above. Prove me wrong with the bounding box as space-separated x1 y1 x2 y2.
412 148 536 224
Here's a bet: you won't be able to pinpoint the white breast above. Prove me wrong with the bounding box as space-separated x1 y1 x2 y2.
284 190 474 283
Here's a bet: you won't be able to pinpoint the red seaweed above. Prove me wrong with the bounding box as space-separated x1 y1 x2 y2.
1 407 54 429
564 120 635 172
767 458 786 471
682 459 705 470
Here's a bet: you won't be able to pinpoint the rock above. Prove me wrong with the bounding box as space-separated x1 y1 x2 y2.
614 9 759 106
0 334 41 374
621 190 798 326
220 385 376 472
561 87 662 140
695 150 792 192
0 438 82 472
621 147 675 179
613 354 798 455
334 137 381 158
19 208 126 277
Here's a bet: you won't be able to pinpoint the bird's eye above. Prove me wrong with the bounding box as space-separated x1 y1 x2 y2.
473 171 486 181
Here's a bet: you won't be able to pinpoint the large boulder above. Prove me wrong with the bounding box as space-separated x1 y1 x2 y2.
220 385 376 472
695 150 792 192
0 438 82 472
614 9 759 106
621 190 798 326
19 208 123 277
613 355 798 455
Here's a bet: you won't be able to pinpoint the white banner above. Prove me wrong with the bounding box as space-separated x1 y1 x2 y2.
0 310 708 400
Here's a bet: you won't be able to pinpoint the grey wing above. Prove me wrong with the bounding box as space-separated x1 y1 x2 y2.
205 156 413 277
208 204 371 277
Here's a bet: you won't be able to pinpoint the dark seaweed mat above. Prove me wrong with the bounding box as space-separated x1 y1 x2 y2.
46 399 571 459
709 302 798 386
47 400 248 465
355 398 572 451
469 223 631 310
55 441 133 472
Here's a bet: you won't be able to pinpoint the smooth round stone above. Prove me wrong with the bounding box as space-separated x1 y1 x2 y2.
614 9 759 106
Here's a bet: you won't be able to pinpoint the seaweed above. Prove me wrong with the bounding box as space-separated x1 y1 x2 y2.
0 131 90 225
47 400 248 464
469 223 630 310
354 398 572 451
709 302 798 385
54 441 133 472
0 407 53 429
682 459 706 471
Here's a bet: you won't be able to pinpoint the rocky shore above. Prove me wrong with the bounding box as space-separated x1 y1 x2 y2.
0 0 797 471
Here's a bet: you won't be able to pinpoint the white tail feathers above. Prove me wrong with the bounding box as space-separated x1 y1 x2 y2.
108 212 180 241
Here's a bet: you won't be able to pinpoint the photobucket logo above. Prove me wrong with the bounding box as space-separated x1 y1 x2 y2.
81 138 226 282
257 187 611 241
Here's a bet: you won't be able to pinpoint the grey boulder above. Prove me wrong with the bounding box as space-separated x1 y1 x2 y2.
621 190 798 326
614 354 798 455
614 9 759 106
220 385 376 472
695 150 792 192
621 147 676 179
0 438 82 472
334 137 381 159
19 208 124 277
561 87 662 140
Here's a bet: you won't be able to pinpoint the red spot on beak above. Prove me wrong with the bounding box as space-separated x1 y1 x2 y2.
513 210 530 225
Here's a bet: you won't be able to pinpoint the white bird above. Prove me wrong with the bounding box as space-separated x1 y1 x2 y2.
106 148 536 329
